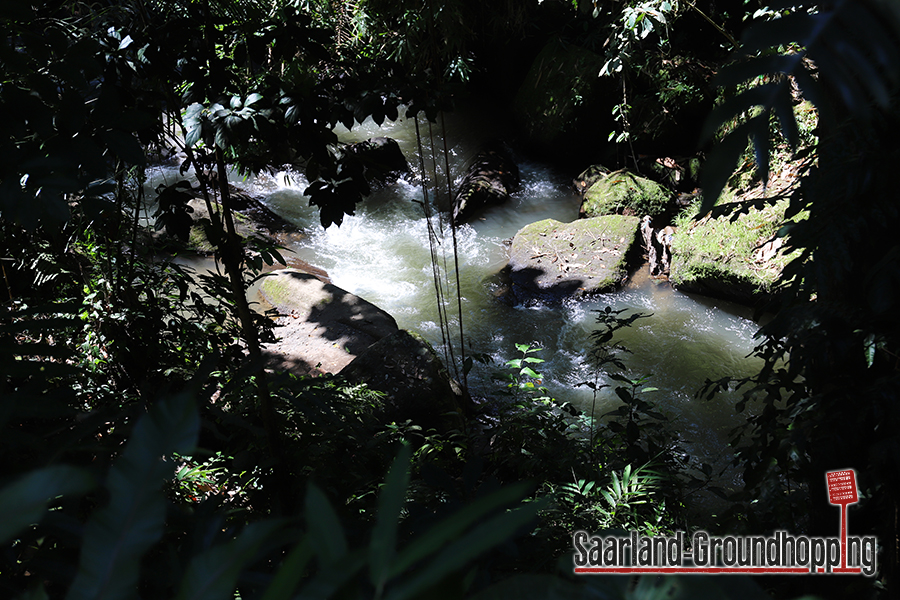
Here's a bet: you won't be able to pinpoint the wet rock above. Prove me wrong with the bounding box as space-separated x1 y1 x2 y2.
259 269 399 375
452 143 520 225
184 186 303 254
505 216 641 303
346 136 410 184
340 330 467 433
572 164 611 194
641 216 676 277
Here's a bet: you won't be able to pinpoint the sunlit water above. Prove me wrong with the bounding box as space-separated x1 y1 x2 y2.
145 109 764 501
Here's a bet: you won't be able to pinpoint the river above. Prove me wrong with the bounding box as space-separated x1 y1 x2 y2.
148 107 763 495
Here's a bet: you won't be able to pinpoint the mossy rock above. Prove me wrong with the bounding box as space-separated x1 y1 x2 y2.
512 39 615 160
670 197 799 304
572 164 611 194
184 189 301 255
580 169 672 218
506 215 640 302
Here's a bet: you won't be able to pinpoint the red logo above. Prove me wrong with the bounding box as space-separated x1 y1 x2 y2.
826 469 860 572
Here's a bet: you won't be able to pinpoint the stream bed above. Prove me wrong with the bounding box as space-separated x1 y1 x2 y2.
147 108 763 497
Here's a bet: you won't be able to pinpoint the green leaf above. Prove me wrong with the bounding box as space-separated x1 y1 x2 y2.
214 124 229 150
369 446 411 591
864 334 876 368
519 366 541 379
175 521 285 600
384 498 544 600
66 394 199 600
261 536 315 600
614 386 633 403
295 549 367 600
305 484 347 565
389 482 529 579
0 466 95 544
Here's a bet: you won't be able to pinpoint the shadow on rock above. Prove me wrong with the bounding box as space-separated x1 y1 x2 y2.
258 269 398 375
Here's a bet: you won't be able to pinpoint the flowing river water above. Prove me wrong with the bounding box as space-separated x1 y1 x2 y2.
149 108 763 496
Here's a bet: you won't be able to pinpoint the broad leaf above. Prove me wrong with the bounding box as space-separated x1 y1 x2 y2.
305 484 348 566
369 445 411 591
0 466 95 544
66 394 199 600
175 520 286 600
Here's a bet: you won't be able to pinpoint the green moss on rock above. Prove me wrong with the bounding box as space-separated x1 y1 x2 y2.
507 215 640 301
580 170 672 218
513 39 615 156
670 197 800 303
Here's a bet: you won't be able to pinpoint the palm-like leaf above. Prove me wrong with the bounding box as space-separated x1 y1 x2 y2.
701 0 900 211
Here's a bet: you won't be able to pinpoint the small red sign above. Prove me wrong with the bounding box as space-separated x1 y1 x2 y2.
826 469 858 505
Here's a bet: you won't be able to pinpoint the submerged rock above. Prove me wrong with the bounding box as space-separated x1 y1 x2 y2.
259 269 399 375
579 169 673 219
505 216 641 303
340 330 467 433
452 143 520 225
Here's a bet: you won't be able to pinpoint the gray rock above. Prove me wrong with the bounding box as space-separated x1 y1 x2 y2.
641 215 675 277
259 269 398 375
340 330 467 433
346 136 410 183
452 143 520 225
506 216 640 303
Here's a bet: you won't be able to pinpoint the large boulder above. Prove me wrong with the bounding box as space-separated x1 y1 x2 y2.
452 143 520 225
340 330 467 433
505 216 641 302
512 39 616 162
579 169 673 219
259 269 399 375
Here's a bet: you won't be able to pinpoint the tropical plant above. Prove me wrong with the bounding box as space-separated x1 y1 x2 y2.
697 0 900 592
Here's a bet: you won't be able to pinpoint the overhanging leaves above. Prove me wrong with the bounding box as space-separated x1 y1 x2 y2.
700 0 900 211
0 466 96 545
66 394 199 600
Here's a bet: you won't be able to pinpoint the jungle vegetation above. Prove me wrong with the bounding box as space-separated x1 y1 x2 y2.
1 1 899 599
